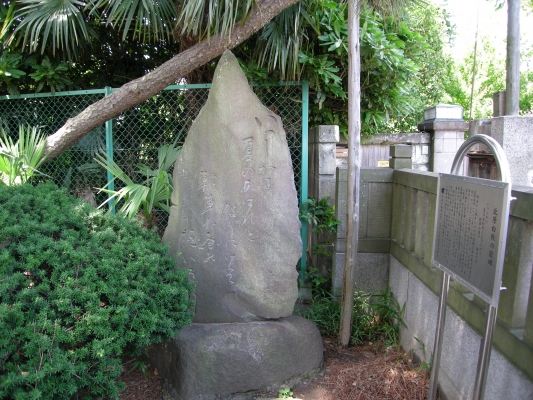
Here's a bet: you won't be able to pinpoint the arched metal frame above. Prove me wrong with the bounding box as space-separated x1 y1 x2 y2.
450 134 512 184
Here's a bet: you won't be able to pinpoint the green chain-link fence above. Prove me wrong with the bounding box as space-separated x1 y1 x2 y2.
0 82 309 275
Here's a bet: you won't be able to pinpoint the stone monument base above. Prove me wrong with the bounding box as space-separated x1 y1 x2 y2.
147 315 323 400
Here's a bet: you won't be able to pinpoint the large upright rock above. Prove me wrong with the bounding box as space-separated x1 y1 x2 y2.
163 50 302 323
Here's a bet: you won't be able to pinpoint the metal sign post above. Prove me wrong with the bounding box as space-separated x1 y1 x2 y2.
428 134 512 400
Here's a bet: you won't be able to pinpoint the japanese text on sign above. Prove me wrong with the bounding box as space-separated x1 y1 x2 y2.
432 174 509 305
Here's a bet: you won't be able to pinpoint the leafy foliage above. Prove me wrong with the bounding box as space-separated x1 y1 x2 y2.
0 183 194 399
299 196 340 258
296 287 405 345
299 196 340 236
448 38 533 119
0 125 48 186
278 387 294 398
236 0 456 135
9 0 531 134
0 50 26 96
94 139 181 229
0 0 181 93
28 56 71 94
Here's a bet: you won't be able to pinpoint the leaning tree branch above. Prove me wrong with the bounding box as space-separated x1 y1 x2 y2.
45 0 299 160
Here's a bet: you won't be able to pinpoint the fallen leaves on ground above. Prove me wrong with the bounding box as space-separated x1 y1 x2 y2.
117 338 437 400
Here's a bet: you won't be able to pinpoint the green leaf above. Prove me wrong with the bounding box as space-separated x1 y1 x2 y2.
0 125 49 186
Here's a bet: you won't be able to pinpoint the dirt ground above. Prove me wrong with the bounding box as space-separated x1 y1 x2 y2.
117 338 435 400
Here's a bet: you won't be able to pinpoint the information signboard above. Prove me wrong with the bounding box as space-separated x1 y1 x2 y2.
432 173 510 307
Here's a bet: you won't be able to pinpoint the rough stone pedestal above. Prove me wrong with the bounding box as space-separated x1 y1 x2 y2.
148 316 323 400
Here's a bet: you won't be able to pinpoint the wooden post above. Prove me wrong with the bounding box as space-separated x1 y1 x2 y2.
339 0 361 347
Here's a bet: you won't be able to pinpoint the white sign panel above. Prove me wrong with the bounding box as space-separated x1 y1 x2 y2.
432 174 510 306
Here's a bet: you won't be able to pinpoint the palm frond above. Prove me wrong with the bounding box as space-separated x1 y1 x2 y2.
98 183 150 219
0 125 49 185
254 2 303 80
178 0 256 40
94 153 135 187
364 0 426 19
12 0 93 59
87 0 178 42
157 141 181 172
94 140 179 228
0 2 17 41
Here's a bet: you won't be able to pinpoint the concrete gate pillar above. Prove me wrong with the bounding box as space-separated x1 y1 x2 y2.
418 104 468 174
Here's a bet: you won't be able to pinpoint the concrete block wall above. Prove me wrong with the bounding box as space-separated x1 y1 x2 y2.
332 167 393 296
391 257 533 400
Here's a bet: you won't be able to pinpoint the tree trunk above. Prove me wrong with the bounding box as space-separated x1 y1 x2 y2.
44 0 299 160
339 0 361 347
505 0 520 115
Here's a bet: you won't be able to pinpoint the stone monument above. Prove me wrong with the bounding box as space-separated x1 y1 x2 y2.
149 50 323 399
162 50 301 323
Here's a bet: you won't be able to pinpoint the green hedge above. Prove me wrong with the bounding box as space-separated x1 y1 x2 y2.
0 184 194 399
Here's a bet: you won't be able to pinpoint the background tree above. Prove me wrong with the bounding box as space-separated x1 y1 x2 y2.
0 0 299 159
232 0 456 136
0 0 457 140
441 36 532 118
0 0 181 94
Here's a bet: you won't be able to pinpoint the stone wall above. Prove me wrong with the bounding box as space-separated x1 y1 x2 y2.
389 169 533 399
332 167 393 296
307 126 339 276
310 118 533 397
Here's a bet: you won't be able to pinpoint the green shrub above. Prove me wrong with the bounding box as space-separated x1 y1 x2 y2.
0 184 194 399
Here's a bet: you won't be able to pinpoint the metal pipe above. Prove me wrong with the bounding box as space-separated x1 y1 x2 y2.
299 80 309 285
104 86 115 214
428 272 451 400
473 305 498 399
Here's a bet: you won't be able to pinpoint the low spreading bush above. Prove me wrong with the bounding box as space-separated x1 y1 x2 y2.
0 184 194 399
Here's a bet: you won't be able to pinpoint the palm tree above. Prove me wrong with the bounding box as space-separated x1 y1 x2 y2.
4 0 179 60
1 0 296 159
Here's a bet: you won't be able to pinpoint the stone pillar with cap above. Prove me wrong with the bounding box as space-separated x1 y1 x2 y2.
418 104 468 174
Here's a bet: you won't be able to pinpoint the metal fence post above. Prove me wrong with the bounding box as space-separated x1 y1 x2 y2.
104 86 115 213
300 80 309 284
